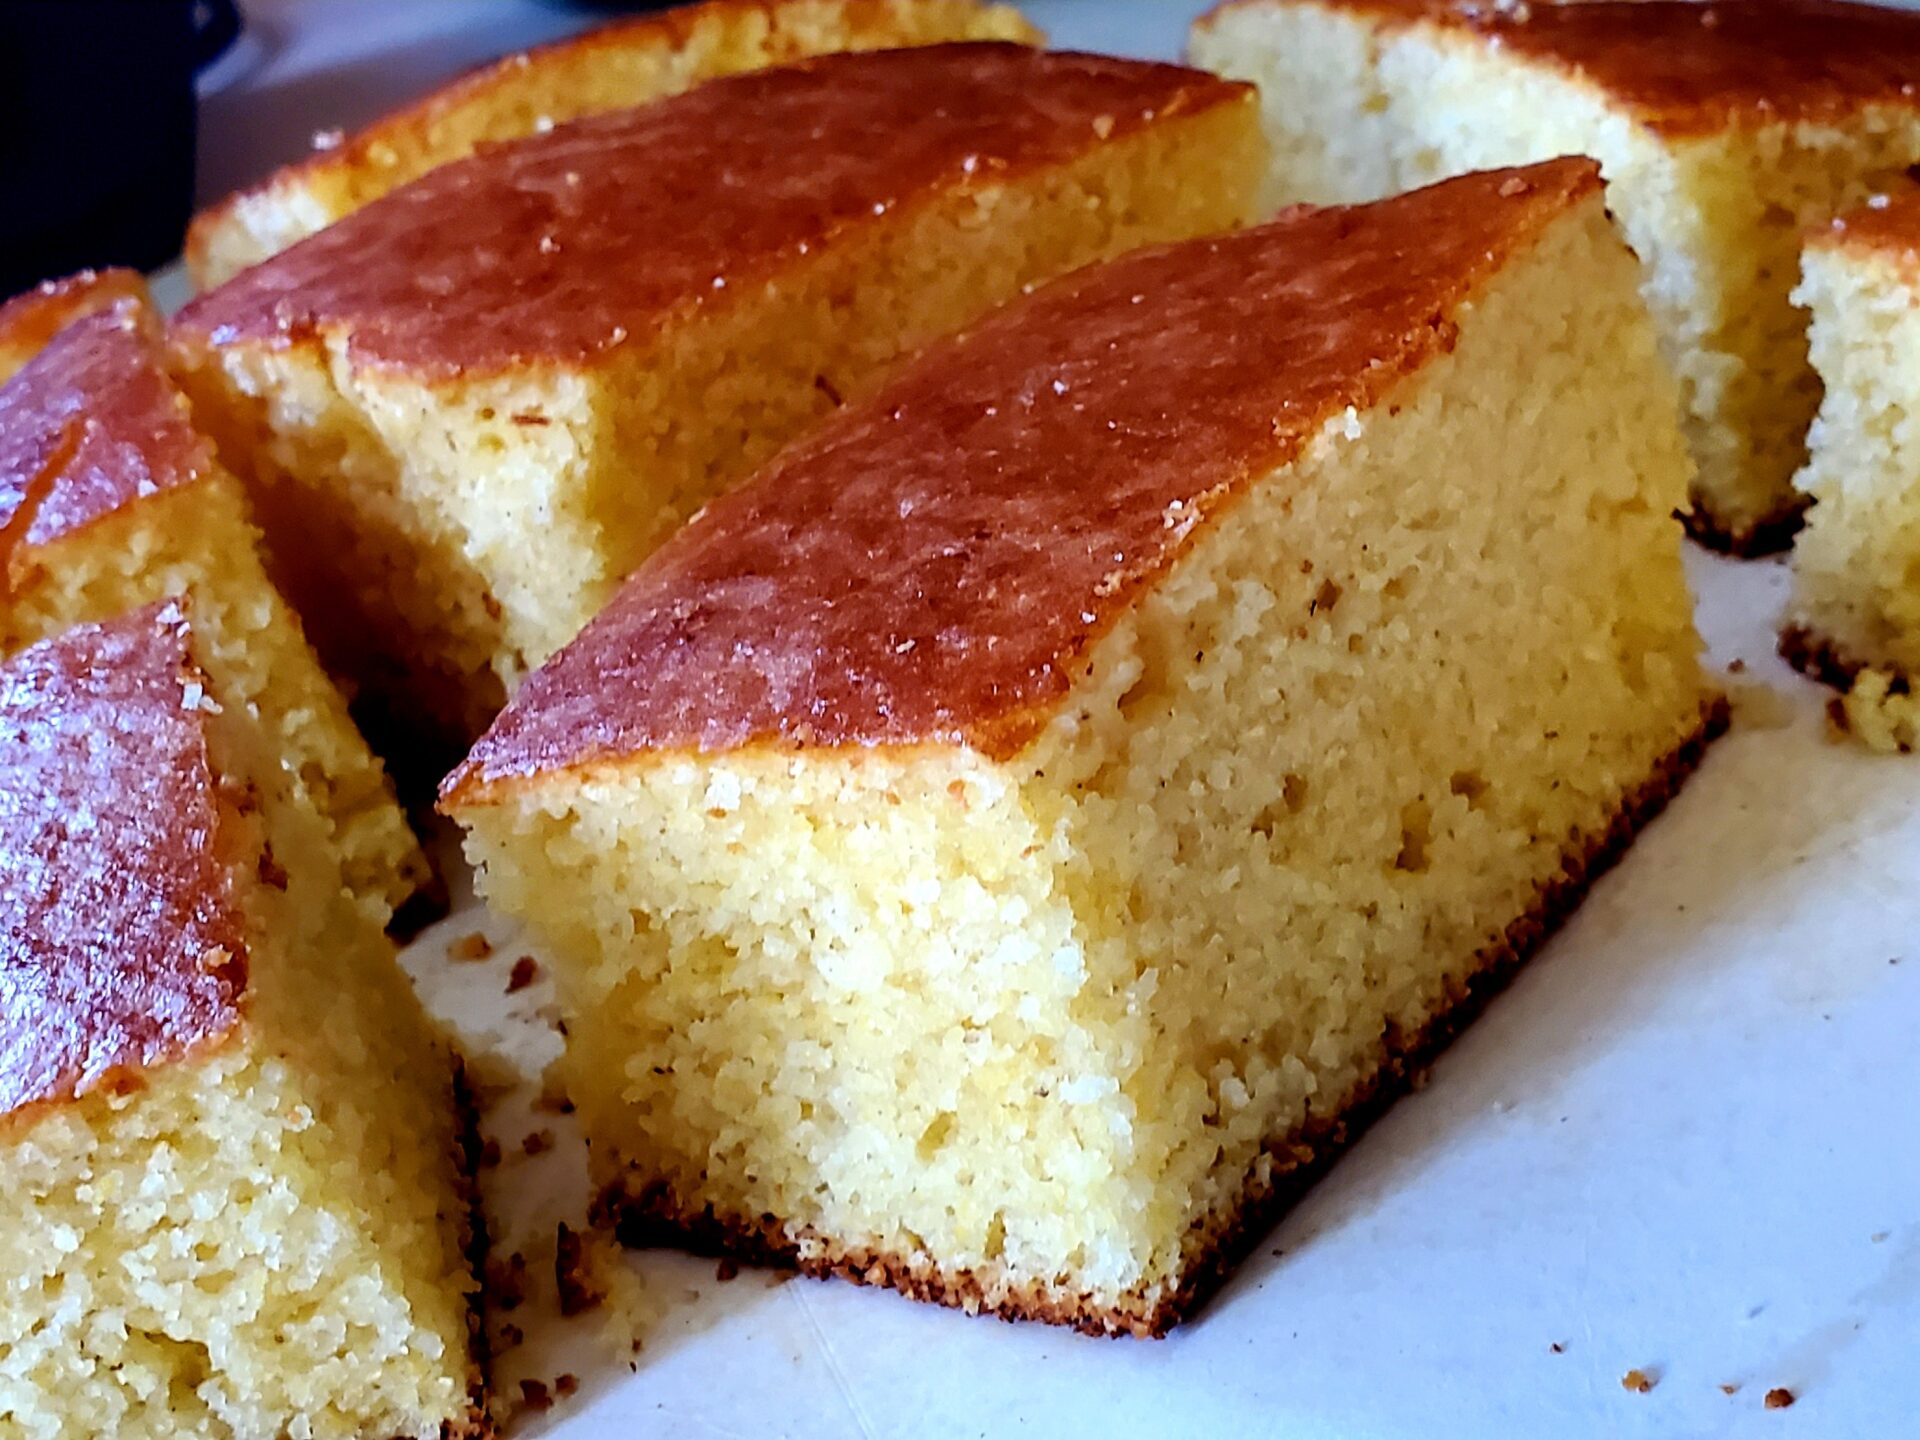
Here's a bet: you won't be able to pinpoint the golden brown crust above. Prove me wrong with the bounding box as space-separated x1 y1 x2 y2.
446 158 1601 798
1200 0 1920 138
0 290 212 563
184 0 1042 285
597 700 1728 1337
1809 187 1920 270
0 270 148 383
1678 494 1806 557
0 601 250 1120
177 45 1245 379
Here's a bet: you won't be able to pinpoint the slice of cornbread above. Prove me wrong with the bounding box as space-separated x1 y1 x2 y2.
0 270 145 384
0 602 484 1440
185 0 1043 288
0 280 428 929
175 44 1265 748
1189 0 1920 553
444 158 1724 1336
1781 191 1920 753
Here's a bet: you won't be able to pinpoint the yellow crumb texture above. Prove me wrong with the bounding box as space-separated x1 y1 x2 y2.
0 644 479 1440
1188 0 1920 549
455 197 1713 1328
177 101 1266 742
186 0 1043 287
2 471 427 928
1786 231 1920 752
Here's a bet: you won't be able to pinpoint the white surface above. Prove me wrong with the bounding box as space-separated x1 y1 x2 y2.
208 4 1920 1437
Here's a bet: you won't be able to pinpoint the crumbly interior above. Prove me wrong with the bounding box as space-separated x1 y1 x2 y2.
0 646 478 1440
188 0 1042 287
1786 238 1920 752
0 473 425 927
1188 2 1920 547
178 102 1265 742
455 198 1712 1325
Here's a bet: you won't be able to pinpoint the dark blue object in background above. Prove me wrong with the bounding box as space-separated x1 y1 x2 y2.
0 0 238 295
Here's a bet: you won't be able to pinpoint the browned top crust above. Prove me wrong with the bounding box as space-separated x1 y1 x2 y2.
445 157 1602 799
1202 0 1920 137
0 602 248 1119
0 293 211 568
0 269 148 383
184 0 1041 266
174 44 1253 378
1811 184 1920 266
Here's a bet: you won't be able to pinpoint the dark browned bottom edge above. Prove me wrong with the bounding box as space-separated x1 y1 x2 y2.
598 700 1730 1339
1679 496 1806 557
1777 622 1915 697
438 1058 495 1440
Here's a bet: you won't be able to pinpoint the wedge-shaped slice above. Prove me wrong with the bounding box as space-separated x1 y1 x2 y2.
444 158 1723 1337
0 279 428 928
174 43 1265 746
1781 192 1920 753
0 270 145 384
1190 0 1920 553
185 0 1043 288
0 602 483 1440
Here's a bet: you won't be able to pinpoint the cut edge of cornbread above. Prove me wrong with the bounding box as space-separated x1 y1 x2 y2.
185 0 1043 289
597 708 1724 1338
175 76 1265 747
1188 0 1920 555
0 289 433 929
0 603 489 1438
448 166 1719 1336
1780 209 1920 754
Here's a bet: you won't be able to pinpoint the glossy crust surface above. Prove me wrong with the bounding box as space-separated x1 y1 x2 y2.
0 270 148 382
447 156 1601 796
0 294 210 560
175 44 1251 377
597 703 1727 1336
1201 0 1920 137
0 602 247 1119
1810 186 1920 266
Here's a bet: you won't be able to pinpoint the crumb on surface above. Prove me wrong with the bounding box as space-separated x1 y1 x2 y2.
508 955 539 992
480 1137 503 1169
536 1073 575 1113
1622 1368 1655 1394
518 1378 552 1413
556 1374 579 1398
450 931 493 961
556 1222 609 1318
1765 1387 1796 1409
716 1257 740 1282
1550 1342 1565 1354
522 1129 555 1157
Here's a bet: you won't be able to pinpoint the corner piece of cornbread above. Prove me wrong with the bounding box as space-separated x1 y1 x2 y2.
0 277 428 929
174 44 1265 747
1190 0 1920 554
185 0 1043 288
1781 190 1920 753
0 270 146 384
0 602 485 1440
444 157 1724 1336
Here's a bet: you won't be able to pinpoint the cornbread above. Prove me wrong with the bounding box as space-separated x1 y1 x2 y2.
0 270 145 384
0 280 426 927
1781 191 1920 753
445 158 1722 1336
0 603 483 1440
184 0 1042 288
1189 0 1920 552
175 44 1265 746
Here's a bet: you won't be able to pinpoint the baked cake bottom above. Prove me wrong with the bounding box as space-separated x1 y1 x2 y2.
1779 624 1918 754
1679 498 1807 559
596 700 1728 1339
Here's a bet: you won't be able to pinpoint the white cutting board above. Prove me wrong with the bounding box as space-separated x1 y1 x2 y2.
195 4 1920 1437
